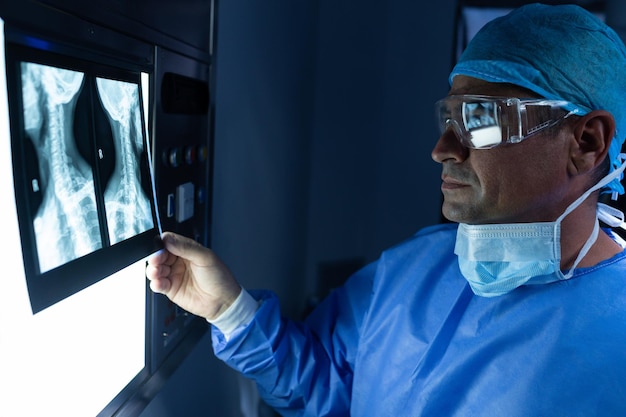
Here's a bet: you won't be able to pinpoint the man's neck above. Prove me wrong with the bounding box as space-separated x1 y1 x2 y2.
560 205 623 270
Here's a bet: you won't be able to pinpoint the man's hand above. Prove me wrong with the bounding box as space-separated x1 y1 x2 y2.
146 232 242 321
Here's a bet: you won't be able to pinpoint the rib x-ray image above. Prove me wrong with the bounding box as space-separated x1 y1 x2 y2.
21 62 102 273
96 77 154 245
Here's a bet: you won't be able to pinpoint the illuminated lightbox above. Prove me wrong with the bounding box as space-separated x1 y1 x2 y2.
6 45 162 313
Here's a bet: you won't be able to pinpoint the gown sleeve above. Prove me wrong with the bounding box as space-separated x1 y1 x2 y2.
211 261 377 416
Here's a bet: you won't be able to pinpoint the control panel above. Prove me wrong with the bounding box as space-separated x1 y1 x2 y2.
149 46 213 372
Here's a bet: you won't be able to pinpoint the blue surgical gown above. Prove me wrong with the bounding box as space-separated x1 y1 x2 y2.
212 223 626 416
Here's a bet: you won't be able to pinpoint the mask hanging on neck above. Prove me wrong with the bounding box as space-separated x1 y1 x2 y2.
455 154 626 297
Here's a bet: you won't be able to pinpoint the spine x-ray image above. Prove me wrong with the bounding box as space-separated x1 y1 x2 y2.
21 63 101 273
20 62 154 273
96 77 153 245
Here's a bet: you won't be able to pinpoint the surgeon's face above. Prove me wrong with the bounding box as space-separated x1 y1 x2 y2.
431 76 573 225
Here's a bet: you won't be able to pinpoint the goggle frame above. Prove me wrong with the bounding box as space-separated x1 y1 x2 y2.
435 95 577 149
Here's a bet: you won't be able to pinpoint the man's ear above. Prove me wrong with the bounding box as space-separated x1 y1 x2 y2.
569 110 615 175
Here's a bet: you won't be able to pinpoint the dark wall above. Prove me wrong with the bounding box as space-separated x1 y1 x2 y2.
304 1 455 296
210 0 318 320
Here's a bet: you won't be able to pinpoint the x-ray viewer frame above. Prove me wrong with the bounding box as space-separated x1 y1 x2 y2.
6 42 162 314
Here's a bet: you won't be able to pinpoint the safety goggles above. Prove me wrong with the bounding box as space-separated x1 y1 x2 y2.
435 95 578 149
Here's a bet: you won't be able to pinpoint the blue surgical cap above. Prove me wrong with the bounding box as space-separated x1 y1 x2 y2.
451 3 626 195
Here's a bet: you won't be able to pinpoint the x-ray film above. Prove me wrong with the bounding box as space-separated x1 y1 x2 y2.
7 46 162 313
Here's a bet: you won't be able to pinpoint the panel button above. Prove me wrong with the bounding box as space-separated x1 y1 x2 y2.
166 147 183 168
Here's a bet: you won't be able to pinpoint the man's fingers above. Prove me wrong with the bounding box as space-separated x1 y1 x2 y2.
161 232 212 266
147 247 176 267
149 277 171 294
146 262 167 280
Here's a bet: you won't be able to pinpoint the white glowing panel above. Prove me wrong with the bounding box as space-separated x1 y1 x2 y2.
0 20 148 416
0 263 146 417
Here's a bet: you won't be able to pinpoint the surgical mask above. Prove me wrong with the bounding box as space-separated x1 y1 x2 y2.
455 154 626 297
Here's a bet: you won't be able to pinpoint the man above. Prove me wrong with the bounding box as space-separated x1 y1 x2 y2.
147 3 626 416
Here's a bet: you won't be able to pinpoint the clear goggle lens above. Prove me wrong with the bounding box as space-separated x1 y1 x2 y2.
435 95 577 149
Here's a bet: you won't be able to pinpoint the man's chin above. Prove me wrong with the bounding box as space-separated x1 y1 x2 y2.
441 205 468 224
441 204 487 225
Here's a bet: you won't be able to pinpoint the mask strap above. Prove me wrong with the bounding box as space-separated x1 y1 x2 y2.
597 202 626 230
562 218 599 279
596 153 626 230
